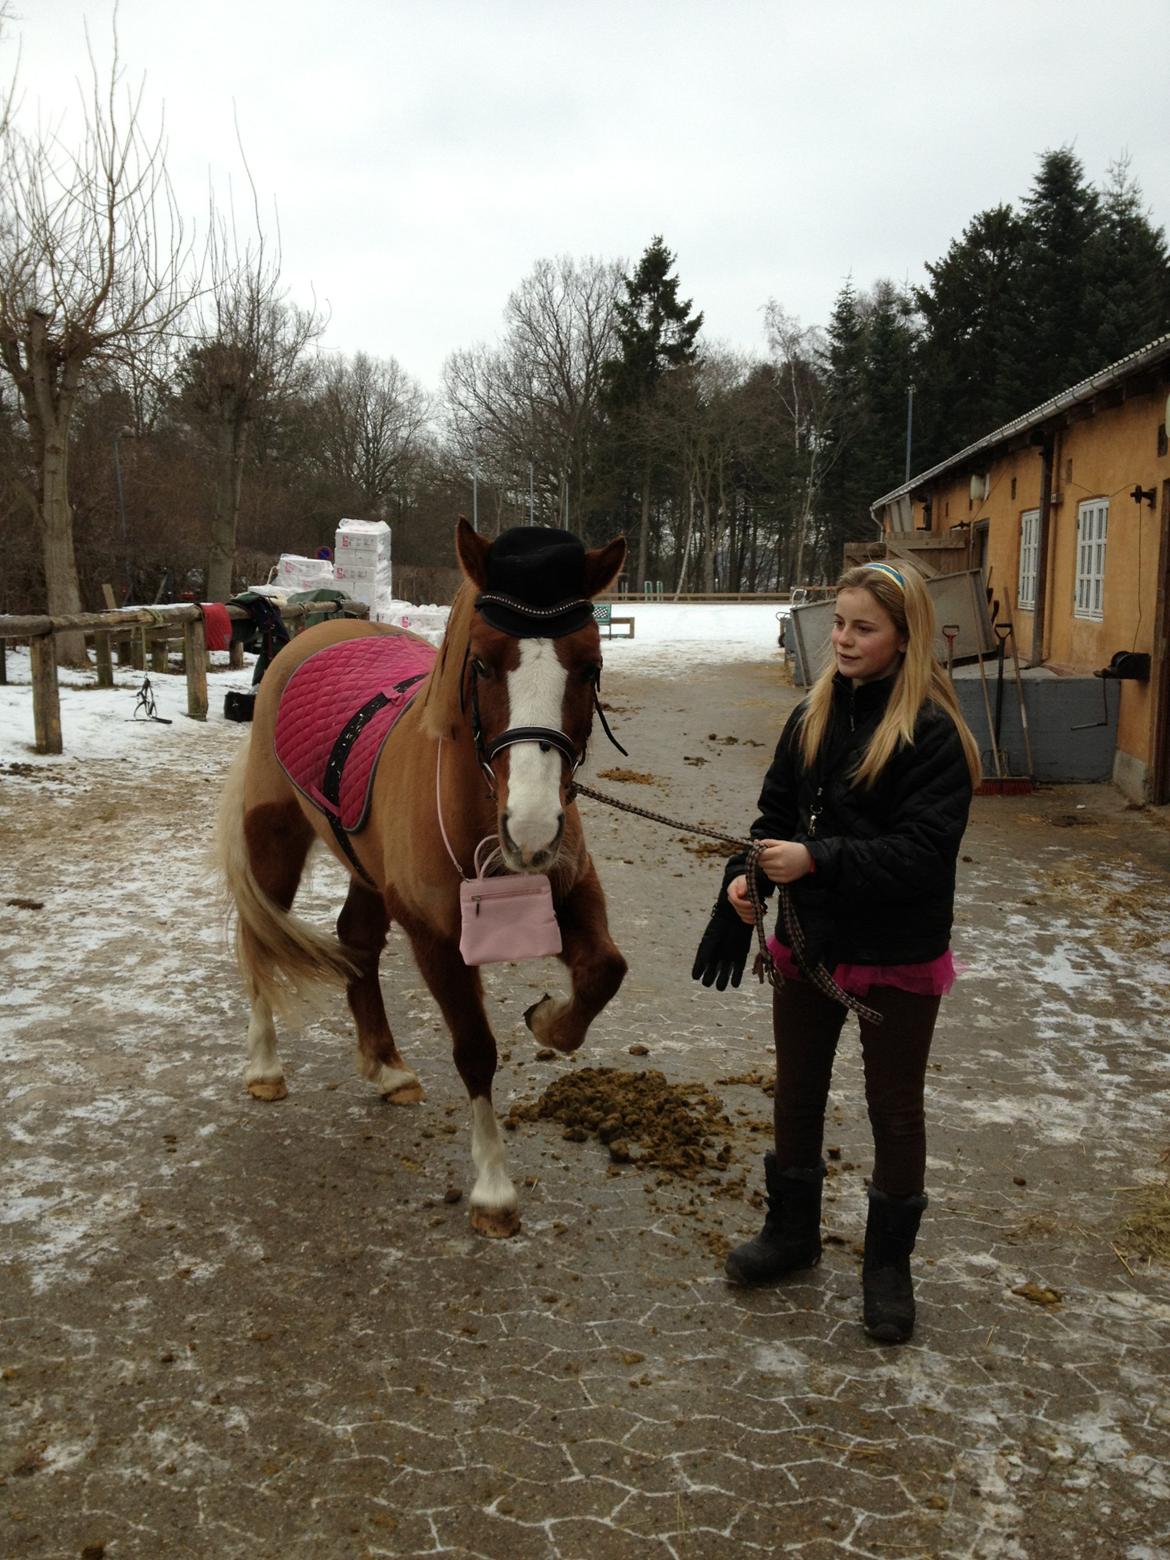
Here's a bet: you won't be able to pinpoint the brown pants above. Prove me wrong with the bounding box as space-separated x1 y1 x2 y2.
771 978 941 1197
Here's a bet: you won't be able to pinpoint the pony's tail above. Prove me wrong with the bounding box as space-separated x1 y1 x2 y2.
215 740 357 1021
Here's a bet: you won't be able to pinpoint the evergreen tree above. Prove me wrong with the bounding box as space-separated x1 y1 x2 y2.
1001 146 1102 414
818 279 870 570
863 280 918 497
818 279 915 571
913 204 1023 464
601 236 702 585
1089 156 1170 366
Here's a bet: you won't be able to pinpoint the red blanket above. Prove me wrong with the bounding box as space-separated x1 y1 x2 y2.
274 635 436 832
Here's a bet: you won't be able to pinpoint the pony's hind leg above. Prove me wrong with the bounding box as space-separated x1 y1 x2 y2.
403 924 519 1238
337 880 424 1104
238 799 317 1100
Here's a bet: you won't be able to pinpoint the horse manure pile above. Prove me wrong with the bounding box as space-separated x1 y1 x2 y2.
508 1067 733 1178
596 767 660 786
679 836 729 859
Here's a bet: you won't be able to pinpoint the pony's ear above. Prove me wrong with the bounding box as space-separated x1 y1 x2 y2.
455 517 491 589
583 536 626 599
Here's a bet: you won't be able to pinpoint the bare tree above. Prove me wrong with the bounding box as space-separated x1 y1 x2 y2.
764 302 830 586
184 177 322 602
0 28 191 658
311 350 429 517
443 255 623 531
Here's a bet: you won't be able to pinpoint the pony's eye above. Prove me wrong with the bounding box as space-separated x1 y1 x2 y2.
472 657 491 678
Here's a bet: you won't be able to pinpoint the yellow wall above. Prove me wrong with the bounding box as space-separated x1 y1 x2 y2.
903 381 1169 777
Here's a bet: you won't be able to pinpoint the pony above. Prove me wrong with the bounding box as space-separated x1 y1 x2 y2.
216 519 629 1237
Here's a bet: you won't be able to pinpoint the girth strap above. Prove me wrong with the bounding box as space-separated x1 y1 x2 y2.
319 671 427 885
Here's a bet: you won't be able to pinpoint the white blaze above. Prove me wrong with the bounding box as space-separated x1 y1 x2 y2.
504 638 567 859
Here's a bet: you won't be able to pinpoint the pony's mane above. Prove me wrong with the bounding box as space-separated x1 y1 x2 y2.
419 580 476 742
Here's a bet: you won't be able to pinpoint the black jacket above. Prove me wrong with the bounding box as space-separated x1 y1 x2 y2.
724 674 972 967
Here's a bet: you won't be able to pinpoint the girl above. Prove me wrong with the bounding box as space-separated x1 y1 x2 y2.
692 561 980 1343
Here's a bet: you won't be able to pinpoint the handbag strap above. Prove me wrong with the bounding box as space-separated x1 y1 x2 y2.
435 740 498 882
436 740 468 880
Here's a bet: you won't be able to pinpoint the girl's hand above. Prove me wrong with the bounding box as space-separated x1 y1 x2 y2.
726 874 756 926
755 838 814 885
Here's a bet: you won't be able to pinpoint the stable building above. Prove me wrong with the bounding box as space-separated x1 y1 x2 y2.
868 335 1170 802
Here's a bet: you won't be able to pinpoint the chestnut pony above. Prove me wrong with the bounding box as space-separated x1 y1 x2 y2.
217 520 628 1236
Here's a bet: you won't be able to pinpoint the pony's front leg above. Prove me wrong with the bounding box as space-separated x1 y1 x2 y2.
406 928 519 1238
337 881 424 1104
525 857 627 1054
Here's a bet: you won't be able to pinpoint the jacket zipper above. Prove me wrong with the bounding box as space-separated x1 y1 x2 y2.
808 784 823 837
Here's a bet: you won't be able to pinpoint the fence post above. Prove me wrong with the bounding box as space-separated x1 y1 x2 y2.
184 618 208 720
94 632 114 688
31 635 62 755
150 633 168 673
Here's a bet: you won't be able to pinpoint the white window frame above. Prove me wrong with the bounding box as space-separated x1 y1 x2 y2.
1075 499 1109 621
1018 509 1040 611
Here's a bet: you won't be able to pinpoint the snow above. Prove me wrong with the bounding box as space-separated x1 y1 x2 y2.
0 600 787 767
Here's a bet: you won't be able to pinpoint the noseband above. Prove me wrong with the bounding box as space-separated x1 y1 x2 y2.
462 592 627 796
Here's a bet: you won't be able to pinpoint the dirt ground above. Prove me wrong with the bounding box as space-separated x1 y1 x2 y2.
2 655 1170 1560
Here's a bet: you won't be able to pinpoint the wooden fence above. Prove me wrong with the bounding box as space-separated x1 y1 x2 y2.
0 599 366 756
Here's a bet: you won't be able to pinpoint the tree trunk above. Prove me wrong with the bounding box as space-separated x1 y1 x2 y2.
206 411 247 602
636 453 651 590
41 425 87 665
675 483 695 598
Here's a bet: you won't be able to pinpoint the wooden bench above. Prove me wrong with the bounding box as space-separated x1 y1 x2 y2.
593 603 635 639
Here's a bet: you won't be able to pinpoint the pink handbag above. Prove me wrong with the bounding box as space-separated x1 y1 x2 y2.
458 838 563 966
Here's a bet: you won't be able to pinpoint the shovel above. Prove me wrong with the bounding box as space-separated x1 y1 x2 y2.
941 623 960 682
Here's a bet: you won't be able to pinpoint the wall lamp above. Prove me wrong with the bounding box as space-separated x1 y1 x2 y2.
1130 484 1156 508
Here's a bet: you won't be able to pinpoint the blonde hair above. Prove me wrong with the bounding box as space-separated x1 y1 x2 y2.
798 562 981 788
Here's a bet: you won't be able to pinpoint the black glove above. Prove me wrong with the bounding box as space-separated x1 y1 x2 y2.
691 894 754 990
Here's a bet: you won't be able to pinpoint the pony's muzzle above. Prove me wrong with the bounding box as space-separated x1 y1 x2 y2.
500 810 565 872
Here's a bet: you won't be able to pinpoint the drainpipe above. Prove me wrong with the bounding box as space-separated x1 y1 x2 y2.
1030 429 1059 667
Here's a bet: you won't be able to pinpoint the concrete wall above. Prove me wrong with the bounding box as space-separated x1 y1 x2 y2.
953 673 1120 785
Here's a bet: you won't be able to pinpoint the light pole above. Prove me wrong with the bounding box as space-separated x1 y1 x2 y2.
472 424 481 529
904 382 915 483
528 460 534 525
112 426 135 601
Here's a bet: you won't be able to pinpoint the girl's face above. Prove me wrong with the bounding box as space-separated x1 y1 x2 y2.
831 587 907 684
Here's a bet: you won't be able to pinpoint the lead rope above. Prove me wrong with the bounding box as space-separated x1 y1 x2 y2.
571 780 882 1025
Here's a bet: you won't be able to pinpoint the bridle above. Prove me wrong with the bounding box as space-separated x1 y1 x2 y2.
460 592 627 798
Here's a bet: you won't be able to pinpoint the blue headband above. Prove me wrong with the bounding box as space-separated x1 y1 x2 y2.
864 562 905 589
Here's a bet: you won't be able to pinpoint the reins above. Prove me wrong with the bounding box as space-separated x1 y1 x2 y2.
569 780 882 1025
451 586 879 1023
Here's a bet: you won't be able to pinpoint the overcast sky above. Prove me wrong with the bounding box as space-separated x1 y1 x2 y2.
10 0 1170 397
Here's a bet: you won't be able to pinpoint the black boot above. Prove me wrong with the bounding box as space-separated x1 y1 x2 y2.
862 1186 927 1343
724 1154 825 1285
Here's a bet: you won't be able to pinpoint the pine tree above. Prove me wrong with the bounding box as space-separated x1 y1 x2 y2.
1001 147 1102 414
818 279 916 571
913 204 1023 464
818 279 870 570
601 237 702 586
1089 156 1170 366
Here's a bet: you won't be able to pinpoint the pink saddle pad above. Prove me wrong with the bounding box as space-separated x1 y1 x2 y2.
274 634 436 832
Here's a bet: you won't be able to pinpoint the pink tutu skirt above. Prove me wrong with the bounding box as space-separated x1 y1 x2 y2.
765 937 959 998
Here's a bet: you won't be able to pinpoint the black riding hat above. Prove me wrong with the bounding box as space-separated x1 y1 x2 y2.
476 527 595 638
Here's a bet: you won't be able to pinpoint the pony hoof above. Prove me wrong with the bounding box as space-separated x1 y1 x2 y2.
523 993 553 1031
524 993 582 1052
384 1082 425 1105
247 1079 288 1101
470 1204 521 1239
